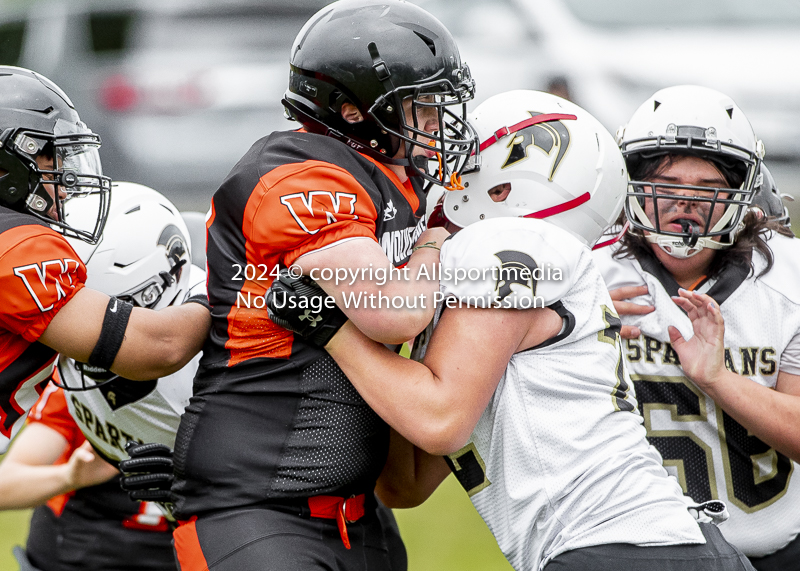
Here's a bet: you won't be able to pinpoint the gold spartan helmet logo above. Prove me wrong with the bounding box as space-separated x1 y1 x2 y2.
501 111 571 181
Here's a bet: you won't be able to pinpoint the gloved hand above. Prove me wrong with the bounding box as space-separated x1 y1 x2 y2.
119 441 176 516
266 269 348 347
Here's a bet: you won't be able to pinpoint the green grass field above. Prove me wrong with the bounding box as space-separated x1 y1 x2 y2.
0 469 511 571
0 508 29 569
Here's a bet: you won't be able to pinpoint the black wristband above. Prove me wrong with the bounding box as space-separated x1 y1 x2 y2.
88 297 133 371
183 294 211 311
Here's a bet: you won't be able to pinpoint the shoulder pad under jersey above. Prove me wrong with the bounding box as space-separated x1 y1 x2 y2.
439 218 584 308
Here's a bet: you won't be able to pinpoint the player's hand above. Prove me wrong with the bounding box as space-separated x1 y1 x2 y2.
266 269 348 347
119 442 175 504
65 440 119 490
668 289 726 390
609 285 654 339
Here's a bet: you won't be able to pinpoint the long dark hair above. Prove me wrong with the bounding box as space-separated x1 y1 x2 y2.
613 154 794 279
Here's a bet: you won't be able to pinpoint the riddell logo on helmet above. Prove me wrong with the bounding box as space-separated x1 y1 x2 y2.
280 191 359 235
502 112 571 181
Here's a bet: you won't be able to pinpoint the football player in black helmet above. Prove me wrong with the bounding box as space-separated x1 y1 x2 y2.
0 66 111 244
282 0 476 190
169 1 474 570
0 67 211 459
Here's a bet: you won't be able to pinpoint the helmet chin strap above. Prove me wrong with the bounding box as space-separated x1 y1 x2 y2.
631 198 739 259
647 231 731 259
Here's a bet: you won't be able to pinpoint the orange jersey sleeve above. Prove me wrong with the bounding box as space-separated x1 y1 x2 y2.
0 225 87 342
27 381 87 515
245 160 380 268
27 381 86 459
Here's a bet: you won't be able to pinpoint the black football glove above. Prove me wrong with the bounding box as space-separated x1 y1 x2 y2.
266 269 347 347
119 441 176 521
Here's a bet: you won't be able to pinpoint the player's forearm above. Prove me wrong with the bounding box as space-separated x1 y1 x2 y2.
111 303 210 380
700 370 800 461
327 322 472 454
0 462 74 510
376 429 450 508
41 289 210 380
297 230 446 344
326 247 440 344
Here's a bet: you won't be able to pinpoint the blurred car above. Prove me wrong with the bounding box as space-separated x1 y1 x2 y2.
0 0 330 207
411 0 558 108
526 0 800 158
416 0 800 160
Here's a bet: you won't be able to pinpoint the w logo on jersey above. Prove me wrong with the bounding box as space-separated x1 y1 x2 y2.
502 111 571 181
13 258 82 312
280 191 359 235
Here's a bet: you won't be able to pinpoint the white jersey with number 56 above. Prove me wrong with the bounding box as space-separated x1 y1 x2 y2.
593 232 800 558
439 218 705 571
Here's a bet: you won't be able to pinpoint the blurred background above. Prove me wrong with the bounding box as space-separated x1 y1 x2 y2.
1 0 798 217
1 0 799 569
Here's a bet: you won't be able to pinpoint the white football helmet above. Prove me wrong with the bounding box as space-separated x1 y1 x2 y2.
77 181 193 309
61 181 194 389
617 85 764 258
441 90 627 247
751 163 791 228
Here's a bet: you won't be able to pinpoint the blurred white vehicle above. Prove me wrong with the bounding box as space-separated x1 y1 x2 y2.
1 0 330 207
416 0 800 159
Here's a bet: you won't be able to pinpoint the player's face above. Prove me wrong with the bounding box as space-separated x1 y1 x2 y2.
641 155 730 236
35 153 67 221
398 95 439 160
641 155 731 282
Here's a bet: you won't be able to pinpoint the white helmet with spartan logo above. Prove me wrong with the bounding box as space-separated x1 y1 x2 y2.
442 90 628 247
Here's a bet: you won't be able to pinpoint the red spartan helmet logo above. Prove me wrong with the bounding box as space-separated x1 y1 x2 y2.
501 112 571 181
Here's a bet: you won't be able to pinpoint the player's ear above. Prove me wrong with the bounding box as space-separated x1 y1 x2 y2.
341 103 364 124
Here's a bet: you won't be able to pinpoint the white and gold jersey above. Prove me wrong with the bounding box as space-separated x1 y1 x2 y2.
439 218 704 571
59 265 205 464
594 232 800 557
60 355 197 464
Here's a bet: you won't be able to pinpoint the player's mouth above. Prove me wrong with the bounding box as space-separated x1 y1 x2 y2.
665 214 705 233
413 146 437 159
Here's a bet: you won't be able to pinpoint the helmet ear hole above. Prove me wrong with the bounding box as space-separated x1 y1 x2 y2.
488 183 512 203
341 103 364 124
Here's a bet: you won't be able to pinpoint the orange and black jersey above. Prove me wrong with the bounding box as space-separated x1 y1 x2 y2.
0 206 86 453
173 130 426 517
201 129 426 369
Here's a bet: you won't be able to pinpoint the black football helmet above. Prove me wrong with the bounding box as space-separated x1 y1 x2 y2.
0 66 111 243
282 0 477 189
750 163 791 228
